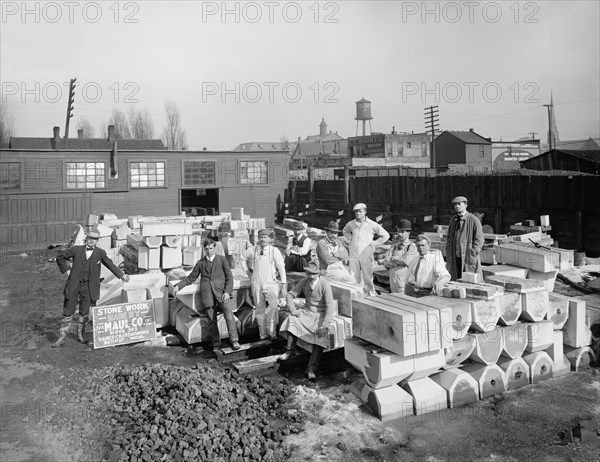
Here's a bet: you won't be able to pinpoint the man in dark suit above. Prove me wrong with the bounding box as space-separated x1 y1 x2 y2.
174 238 241 352
54 228 130 347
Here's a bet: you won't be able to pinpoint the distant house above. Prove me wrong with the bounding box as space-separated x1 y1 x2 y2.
520 149 600 174
347 131 430 168
491 139 541 170
434 130 492 172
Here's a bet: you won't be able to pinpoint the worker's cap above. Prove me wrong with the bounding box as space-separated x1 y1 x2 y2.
451 196 468 204
292 221 305 230
324 221 341 233
86 229 101 239
396 219 412 232
353 203 367 211
304 261 321 274
257 229 271 238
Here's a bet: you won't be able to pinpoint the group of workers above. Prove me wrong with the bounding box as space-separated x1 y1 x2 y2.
52 195 483 381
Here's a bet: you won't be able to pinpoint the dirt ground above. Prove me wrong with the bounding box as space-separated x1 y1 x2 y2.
1 248 599 462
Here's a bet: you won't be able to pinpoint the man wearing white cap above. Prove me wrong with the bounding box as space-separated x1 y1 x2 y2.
343 203 390 296
243 229 287 340
54 228 130 347
445 195 484 280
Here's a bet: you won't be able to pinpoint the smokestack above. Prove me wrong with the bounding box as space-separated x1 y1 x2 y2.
108 125 115 142
53 126 60 140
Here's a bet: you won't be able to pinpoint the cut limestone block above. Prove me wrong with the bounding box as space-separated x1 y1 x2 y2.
482 264 528 279
138 245 160 270
176 283 203 314
484 275 545 293
422 296 471 340
554 355 571 377
143 236 163 248
161 246 183 269
371 296 429 354
329 281 364 317
527 269 557 292
462 363 507 400
152 288 170 328
183 246 202 266
564 346 597 371
128 215 144 229
547 293 570 330
525 320 554 353
497 357 530 390
495 244 554 272
121 288 147 303
401 377 448 416
443 281 504 300
169 300 187 327
546 330 564 363
406 349 445 381
497 292 522 326
500 323 528 359
563 298 592 348
523 351 554 384
112 226 131 241
430 369 480 408
469 328 503 365
140 221 193 237
96 236 112 251
163 235 183 247
126 233 143 250
443 334 476 369
352 297 417 357
520 290 549 322
366 384 415 422
349 378 370 403
175 306 210 344
344 337 415 388
459 272 483 284
462 297 501 333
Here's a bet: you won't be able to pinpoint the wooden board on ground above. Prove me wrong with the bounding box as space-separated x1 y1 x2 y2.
232 355 282 375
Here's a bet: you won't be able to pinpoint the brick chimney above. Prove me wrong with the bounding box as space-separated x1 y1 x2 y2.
108 125 115 142
53 126 60 140
77 129 84 139
469 128 474 132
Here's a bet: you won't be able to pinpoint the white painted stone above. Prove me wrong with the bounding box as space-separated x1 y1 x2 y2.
430 369 480 408
366 384 415 422
547 293 570 330
523 351 554 384
520 290 549 322
563 298 592 348
497 357 530 390
525 320 554 352
462 363 507 400
500 323 528 359
401 377 448 416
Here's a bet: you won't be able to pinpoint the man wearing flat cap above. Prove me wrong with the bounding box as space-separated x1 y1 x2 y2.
382 219 419 293
284 221 312 272
316 221 355 284
54 227 130 347
243 229 287 341
445 196 484 280
343 203 390 296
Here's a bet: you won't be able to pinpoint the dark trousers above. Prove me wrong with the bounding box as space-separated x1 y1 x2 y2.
287 333 324 373
404 282 432 299
285 254 308 272
206 297 238 346
63 281 95 317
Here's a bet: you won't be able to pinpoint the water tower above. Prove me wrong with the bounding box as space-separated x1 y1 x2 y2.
355 97 372 136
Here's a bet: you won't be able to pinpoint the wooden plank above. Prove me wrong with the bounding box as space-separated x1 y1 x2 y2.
232 355 281 375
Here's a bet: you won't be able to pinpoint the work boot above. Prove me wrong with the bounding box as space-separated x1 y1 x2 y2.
51 316 72 348
77 315 88 343
307 370 317 381
231 340 241 351
277 349 296 362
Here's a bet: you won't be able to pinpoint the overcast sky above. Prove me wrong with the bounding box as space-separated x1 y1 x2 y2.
1 0 599 150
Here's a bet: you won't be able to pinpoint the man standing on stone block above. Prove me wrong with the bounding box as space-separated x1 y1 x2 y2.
382 219 419 293
243 229 287 341
343 203 390 296
316 221 356 284
284 221 312 272
54 228 130 347
278 261 336 381
445 196 484 280
405 235 450 298
174 238 240 353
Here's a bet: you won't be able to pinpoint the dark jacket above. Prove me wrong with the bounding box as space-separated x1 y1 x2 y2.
57 245 124 301
178 254 233 307
445 211 484 279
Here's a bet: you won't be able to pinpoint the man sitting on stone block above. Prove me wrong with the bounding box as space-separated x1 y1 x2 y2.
278 261 336 381
381 219 419 293
285 221 312 272
316 221 356 284
404 235 450 298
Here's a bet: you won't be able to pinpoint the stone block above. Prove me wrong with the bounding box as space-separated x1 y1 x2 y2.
138 245 160 270
152 288 170 329
143 236 163 248
121 288 147 303
527 269 557 292
464 297 501 333
182 246 203 266
373 295 429 354
523 351 554 384
553 355 572 377
112 226 132 241
163 235 183 247
96 236 112 251
459 272 483 283
349 378 370 403
140 221 193 237
169 300 186 327
175 306 210 344
126 233 143 250
407 349 445 381
462 363 507 400
161 246 183 269
482 264 528 279
400 377 447 416
443 334 476 369
484 275 545 293
469 328 503 365
231 207 244 221
497 357 530 390
563 298 592 348
430 369 480 408
422 296 471 340
564 346 596 371
547 293 570 330
497 292 522 326
500 323 528 359
128 215 144 229
495 245 554 272
520 289 549 322
366 384 415 422
525 320 554 352
329 281 364 317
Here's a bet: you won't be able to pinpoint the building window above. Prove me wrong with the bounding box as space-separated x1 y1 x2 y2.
240 161 268 184
65 162 105 189
182 161 216 187
407 142 412 148
479 146 485 157
0 162 21 191
130 161 166 188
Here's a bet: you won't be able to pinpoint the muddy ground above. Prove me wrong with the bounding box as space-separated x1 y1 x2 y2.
1 248 599 462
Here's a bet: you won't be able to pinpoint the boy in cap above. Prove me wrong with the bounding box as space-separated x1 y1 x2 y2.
54 228 130 347
243 229 287 340
382 219 419 293
316 221 355 284
278 261 336 381
445 196 484 280
342 203 390 296
284 221 312 272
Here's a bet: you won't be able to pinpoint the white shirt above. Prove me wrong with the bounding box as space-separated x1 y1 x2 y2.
405 250 450 289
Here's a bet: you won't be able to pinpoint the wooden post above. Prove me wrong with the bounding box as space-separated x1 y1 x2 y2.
495 207 502 235
344 165 350 209
308 163 315 209
575 210 583 250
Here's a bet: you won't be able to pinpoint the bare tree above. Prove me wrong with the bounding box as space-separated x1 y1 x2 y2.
108 109 131 139
128 107 154 139
162 101 188 150
0 101 15 147
76 117 95 138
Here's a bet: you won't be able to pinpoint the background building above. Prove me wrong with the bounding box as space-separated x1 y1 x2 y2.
434 129 492 172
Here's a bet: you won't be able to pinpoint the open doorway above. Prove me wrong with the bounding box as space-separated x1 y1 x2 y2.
180 188 219 216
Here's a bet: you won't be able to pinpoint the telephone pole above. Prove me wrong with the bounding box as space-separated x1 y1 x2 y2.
529 132 537 140
65 78 77 144
424 106 439 168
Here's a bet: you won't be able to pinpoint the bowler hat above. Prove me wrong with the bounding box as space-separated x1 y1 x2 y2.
396 219 412 232
293 221 305 230
324 221 341 233
257 229 271 238
353 203 367 211
452 196 468 204
304 261 320 274
86 229 101 239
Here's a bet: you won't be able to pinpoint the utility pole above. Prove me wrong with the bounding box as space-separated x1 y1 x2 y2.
529 132 537 140
424 105 439 168
64 78 77 145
